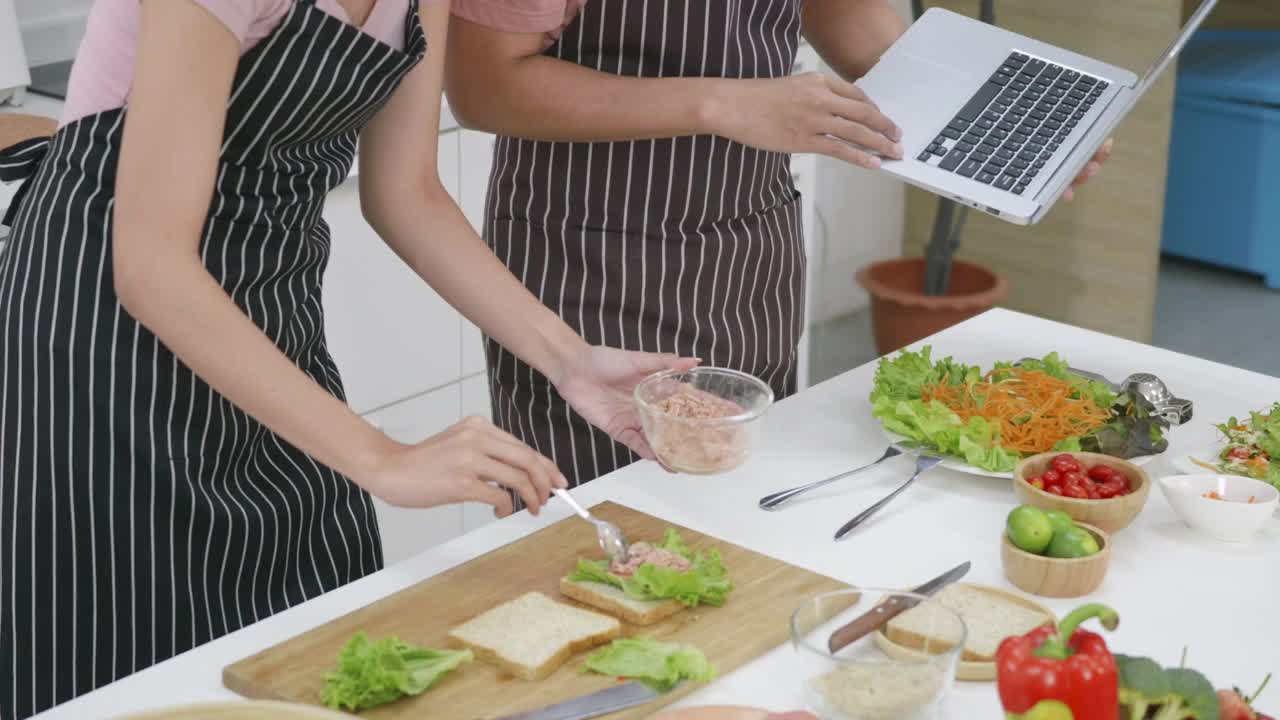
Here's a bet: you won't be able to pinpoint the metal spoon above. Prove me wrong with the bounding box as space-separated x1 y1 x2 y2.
758 446 904 511
834 454 945 540
552 487 630 566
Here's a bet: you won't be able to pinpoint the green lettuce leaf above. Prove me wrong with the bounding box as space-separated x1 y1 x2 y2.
568 558 625 589
320 632 472 712
868 346 978 405
1053 437 1084 452
581 638 716 692
871 396 1017 472
1249 405 1280 459
565 530 733 607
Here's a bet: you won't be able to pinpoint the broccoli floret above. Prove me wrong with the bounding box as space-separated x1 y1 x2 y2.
1163 668 1220 720
1116 655 1175 720
1115 655 1221 720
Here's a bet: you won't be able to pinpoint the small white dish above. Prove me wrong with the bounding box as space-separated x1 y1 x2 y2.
1158 474 1279 542
1170 443 1227 476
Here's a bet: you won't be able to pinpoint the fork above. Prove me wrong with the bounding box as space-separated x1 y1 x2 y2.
552 487 630 566
833 454 945 540
758 445 904 511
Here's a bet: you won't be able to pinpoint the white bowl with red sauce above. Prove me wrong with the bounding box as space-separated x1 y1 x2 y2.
634 367 773 475
1158 473 1278 542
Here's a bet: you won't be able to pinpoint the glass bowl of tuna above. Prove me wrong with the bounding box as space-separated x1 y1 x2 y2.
634 367 774 475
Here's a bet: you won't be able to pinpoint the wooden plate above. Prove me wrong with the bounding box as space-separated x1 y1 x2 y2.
871 583 1056 682
118 700 350 719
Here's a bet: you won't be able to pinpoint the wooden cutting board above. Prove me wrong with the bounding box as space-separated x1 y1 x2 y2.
224 502 854 719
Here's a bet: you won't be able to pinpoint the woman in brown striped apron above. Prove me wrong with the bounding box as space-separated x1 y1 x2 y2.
445 1 911 490
447 1 1115 492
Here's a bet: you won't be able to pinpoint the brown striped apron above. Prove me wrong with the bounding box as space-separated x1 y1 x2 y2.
483 0 806 491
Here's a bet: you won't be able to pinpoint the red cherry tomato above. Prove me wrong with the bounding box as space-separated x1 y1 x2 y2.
1042 469 1062 485
1086 484 1101 500
1051 456 1080 474
1103 477 1128 497
1096 481 1120 499
1062 471 1087 487
1088 465 1115 483
1047 485 1065 496
1064 484 1090 499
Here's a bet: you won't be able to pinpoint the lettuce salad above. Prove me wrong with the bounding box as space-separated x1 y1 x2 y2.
1214 403 1280 490
870 347 1167 472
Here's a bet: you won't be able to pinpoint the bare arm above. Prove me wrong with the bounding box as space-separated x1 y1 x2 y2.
113 1 556 515
801 0 908 82
444 14 903 166
445 15 720 143
359 0 587 387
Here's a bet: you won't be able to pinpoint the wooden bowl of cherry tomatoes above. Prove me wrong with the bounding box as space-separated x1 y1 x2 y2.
1012 452 1152 533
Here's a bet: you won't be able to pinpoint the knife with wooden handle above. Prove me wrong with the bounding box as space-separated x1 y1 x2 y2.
827 561 971 654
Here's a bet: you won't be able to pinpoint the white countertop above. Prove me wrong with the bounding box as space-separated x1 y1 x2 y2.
31 307 1280 719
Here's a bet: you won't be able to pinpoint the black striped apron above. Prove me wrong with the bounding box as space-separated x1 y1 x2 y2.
0 3 425 717
484 0 805 491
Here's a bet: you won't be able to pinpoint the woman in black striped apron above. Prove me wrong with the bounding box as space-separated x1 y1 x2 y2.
0 1 689 717
447 0 1115 492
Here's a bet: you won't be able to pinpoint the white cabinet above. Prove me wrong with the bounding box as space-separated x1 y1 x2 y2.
792 44 822 391
459 373 498 532
321 134 464 415
322 126 498 563
458 129 496 377
362 384 464 565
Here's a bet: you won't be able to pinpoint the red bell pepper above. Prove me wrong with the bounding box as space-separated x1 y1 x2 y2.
996 604 1120 720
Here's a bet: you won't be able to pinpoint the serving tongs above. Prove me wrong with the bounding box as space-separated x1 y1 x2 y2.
1017 359 1193 426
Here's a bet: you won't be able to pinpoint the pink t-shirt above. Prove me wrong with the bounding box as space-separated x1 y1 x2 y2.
61 0 413 127
451 0 588 48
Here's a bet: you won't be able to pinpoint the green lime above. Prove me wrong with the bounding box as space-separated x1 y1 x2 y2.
1046 526 1100 559
1045 509 1075 535
1007 505 1054 555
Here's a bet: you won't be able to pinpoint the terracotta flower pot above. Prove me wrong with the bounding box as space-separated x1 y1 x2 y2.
855 257 1008 356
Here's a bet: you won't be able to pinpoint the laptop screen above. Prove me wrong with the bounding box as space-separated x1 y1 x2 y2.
1137 0 1220 95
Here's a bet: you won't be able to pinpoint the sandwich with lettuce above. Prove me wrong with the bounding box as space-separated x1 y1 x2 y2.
560 528 733 625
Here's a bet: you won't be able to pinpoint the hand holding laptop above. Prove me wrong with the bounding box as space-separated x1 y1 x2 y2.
1063 137 1113 202
705 72 905 171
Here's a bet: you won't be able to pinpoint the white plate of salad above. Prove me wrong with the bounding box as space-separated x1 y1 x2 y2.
1171 403 1280 492
869 347 1170 479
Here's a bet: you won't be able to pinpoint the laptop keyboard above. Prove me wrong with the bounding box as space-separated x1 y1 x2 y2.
917 52 1108 196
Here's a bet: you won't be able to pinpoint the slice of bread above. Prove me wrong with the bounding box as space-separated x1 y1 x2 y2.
885 584 1053 662
447 591 621 680
559 577 685 626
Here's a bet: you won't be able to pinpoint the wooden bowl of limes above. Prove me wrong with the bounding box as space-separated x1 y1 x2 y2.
1002 505 1112 598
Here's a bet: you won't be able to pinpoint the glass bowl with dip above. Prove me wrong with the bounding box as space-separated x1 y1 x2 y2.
634 367 773 475
789 589 966 720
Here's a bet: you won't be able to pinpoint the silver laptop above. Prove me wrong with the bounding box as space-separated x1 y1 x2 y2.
857 0 1219 225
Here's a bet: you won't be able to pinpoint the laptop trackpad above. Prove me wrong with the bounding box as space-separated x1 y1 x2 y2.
858 54 980 147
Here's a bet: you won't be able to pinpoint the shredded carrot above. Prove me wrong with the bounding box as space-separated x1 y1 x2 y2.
921 368 1111 455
